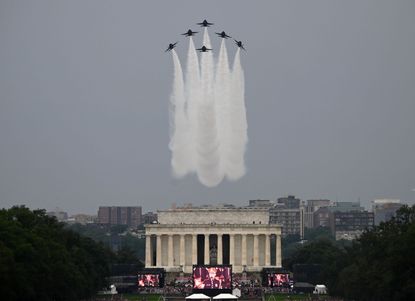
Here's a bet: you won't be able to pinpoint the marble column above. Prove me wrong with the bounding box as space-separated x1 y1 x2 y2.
180 234 185 267
204 234 210 265
265 234 271 266
253 234 259 266
145 234 151 267
241 234 247 266
229 234 235 265
217 234 223 264
192 234 197 264
156 235 162 267
276 234 282 267
168 234 174 267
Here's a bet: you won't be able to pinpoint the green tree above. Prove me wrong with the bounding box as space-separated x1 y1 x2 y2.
116 245 143 265
0 206 114 301
285 238 346 288
335 205 415 300
67 223 146 260
304 226 334 241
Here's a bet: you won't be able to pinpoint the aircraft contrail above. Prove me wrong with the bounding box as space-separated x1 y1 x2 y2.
215 39 231 177
227 47 248 180
196 28 222 187
184 37 200 173
169 28 247 186
169 50 192 178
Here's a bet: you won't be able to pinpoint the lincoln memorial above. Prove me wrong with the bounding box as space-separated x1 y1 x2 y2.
145 207 282 273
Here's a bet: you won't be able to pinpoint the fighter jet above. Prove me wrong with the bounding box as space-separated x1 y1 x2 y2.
182 29 198 37
197 19 214 27
234 40 246 51
215 31 232 39
196 46 212 52
165 42 178 52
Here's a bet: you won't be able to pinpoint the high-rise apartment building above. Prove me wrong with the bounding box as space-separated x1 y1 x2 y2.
269 208 303 238
303 199 331 228
98 206 142 228
269 196 304 238
277 195 301 209
329 211 374 240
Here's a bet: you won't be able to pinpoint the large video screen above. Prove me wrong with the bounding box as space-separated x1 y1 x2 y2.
192 266 232 290
267 273 290 287
137 274 160 287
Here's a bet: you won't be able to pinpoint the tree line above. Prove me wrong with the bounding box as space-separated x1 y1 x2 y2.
66 222 145 261
285 205 415 301
0 206 141 301
2 204 413 300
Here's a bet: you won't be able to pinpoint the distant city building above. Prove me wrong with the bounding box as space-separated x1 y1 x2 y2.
268 196 304 238
68 214 96 224
269 207 304 238
249 199 272 207
277 195 301 209
98 206 142 228
303 199 331 228
313 207 331 228
329 201 364 213
372 199 403 225
329 211 374 240
143 211 158 224
47 210 68 222
215 203 237 208
98 206 111 224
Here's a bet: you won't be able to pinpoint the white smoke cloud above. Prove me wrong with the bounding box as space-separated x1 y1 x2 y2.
169 29 247 187
169 50 192 178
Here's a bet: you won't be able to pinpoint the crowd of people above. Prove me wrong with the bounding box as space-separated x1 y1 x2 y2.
155 274 293 297
133 273 334 299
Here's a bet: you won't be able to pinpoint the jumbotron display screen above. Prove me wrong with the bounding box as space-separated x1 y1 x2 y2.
137 274 160 287
267 273 290 287
192 266 232 290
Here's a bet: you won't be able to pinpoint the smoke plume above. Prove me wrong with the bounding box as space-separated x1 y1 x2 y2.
169 29 247 187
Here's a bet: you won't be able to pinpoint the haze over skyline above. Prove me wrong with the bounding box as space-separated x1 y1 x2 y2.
1 1 414 215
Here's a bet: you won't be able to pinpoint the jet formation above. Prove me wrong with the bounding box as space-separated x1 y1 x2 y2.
197 19 214 27
165 19 245 53
196 46 212 52
165 42 178 52
215 31 232 39
234 40 246 51
182 29 198 37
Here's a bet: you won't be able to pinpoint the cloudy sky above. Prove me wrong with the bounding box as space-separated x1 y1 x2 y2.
1 0 414 214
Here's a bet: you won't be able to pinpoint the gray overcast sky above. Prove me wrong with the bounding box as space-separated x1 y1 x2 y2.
1 0 414 215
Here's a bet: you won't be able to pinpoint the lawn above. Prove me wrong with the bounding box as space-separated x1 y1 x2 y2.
265 294 330 301
97 293 332 301
96 293 163 301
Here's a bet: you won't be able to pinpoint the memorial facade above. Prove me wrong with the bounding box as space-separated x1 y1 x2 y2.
145 207 282 273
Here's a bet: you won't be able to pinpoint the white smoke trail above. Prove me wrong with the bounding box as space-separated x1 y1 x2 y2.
183 37 201 173
168 28 247 186
214 39 231 176
226 48 248 180
169 49 192 177
196 28 223 187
